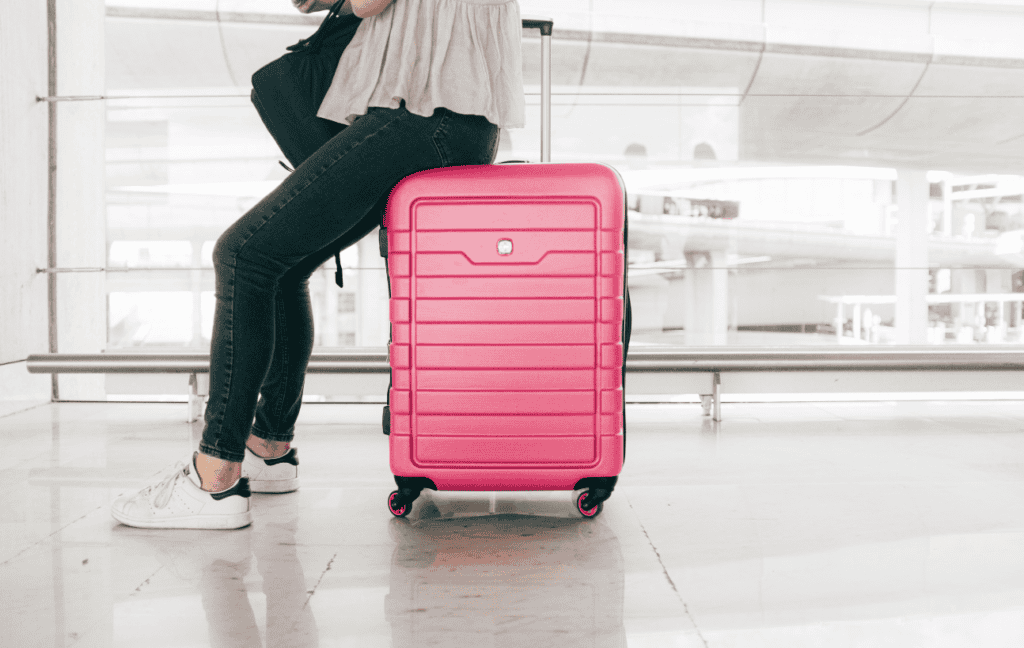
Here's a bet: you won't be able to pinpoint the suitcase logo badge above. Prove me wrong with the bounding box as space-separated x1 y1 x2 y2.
497 239 513 255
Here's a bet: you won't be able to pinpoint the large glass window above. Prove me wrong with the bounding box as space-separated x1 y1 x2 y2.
101 0 1024 355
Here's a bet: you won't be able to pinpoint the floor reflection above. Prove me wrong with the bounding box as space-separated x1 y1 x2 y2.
386 496 626 648
120 514 318 648
7 402 1024 647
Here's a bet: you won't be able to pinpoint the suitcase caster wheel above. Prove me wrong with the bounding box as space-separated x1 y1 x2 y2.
577 491 603 518
388 490 411 518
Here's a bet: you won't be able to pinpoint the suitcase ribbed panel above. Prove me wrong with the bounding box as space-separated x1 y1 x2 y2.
386 414 623 437
415 299 593 322
415 252 594 277
388 436 624 490
391 323 620 345
416 391 595 415
414 346 595 369
415 277 595 298
413 414 595 436
415 369 617 391
386 163 625 477
417 230 594 260
414 202 596 230
416 437 594 464
412 215 598 463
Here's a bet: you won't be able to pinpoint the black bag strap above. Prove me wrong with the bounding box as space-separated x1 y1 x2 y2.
287 1 347 53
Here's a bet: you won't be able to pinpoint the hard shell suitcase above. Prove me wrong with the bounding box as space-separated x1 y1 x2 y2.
380 18 631 518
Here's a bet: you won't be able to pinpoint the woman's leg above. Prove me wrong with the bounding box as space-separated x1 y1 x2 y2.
243 111 353 460
197 105 496 489
244 273 313 459
247 203 384 457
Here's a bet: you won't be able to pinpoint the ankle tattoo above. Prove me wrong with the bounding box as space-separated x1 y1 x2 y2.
247 437 290 459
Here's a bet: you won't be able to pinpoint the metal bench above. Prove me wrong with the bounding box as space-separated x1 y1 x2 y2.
27 347 1024 422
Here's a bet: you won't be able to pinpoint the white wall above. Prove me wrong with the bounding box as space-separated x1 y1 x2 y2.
0 0 107 410
0 2 52 415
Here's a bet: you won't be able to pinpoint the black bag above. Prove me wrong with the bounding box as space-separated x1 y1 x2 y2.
251 3 362 169
251 3 365 288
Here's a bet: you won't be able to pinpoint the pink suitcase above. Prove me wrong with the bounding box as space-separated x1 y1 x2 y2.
379 17 630 518
380 162 630 518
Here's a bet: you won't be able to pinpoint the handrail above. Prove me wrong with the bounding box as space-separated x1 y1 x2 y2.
626 347 1024 371
28 347 1024 423
26 350 387 374
26 347 1024 374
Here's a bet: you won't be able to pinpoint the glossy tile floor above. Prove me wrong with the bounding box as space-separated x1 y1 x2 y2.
2 400 1024 647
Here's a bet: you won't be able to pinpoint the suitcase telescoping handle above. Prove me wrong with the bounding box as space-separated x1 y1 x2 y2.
522 17 553 162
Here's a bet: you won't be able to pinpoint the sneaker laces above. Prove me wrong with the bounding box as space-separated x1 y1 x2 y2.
139 462 188 509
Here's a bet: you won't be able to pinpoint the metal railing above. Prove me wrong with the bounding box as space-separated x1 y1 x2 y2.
31 347 1024 374
26 346 1024 421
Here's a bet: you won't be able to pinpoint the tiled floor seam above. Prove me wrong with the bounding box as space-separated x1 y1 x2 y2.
626 493 710 648
0 503 106 568
303 551 338 607
0 401 48 421
129 565 165 597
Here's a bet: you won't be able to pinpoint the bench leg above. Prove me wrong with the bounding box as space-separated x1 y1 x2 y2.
188 373 210 423
712 372 722 422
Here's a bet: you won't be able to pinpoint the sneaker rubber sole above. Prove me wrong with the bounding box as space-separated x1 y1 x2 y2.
248 476 299 494
111 507 253 530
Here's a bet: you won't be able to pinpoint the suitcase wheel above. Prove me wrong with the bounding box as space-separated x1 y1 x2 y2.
388 490 412 517
576 491 603 518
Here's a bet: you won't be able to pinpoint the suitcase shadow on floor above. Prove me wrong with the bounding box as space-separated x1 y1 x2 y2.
385 497 627 648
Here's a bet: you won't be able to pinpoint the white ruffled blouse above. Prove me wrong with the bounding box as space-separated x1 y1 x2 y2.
317 0 525 129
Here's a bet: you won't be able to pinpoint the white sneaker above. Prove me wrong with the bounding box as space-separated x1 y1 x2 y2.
111 453 253 530
241 446 299 493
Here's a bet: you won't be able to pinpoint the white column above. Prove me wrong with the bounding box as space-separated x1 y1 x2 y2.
835 302 845 342
895 169 929 344
683 250 728 345
873 179 894 236
952 269 978 339
941 178 953 236
356 228 389 347
852 303 862 341
54 0 107 398
708 250 729 345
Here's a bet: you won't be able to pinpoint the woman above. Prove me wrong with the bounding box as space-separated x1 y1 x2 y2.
111 0 525 529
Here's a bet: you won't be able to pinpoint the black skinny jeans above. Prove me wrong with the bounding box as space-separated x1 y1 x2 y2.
201 104 499 462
